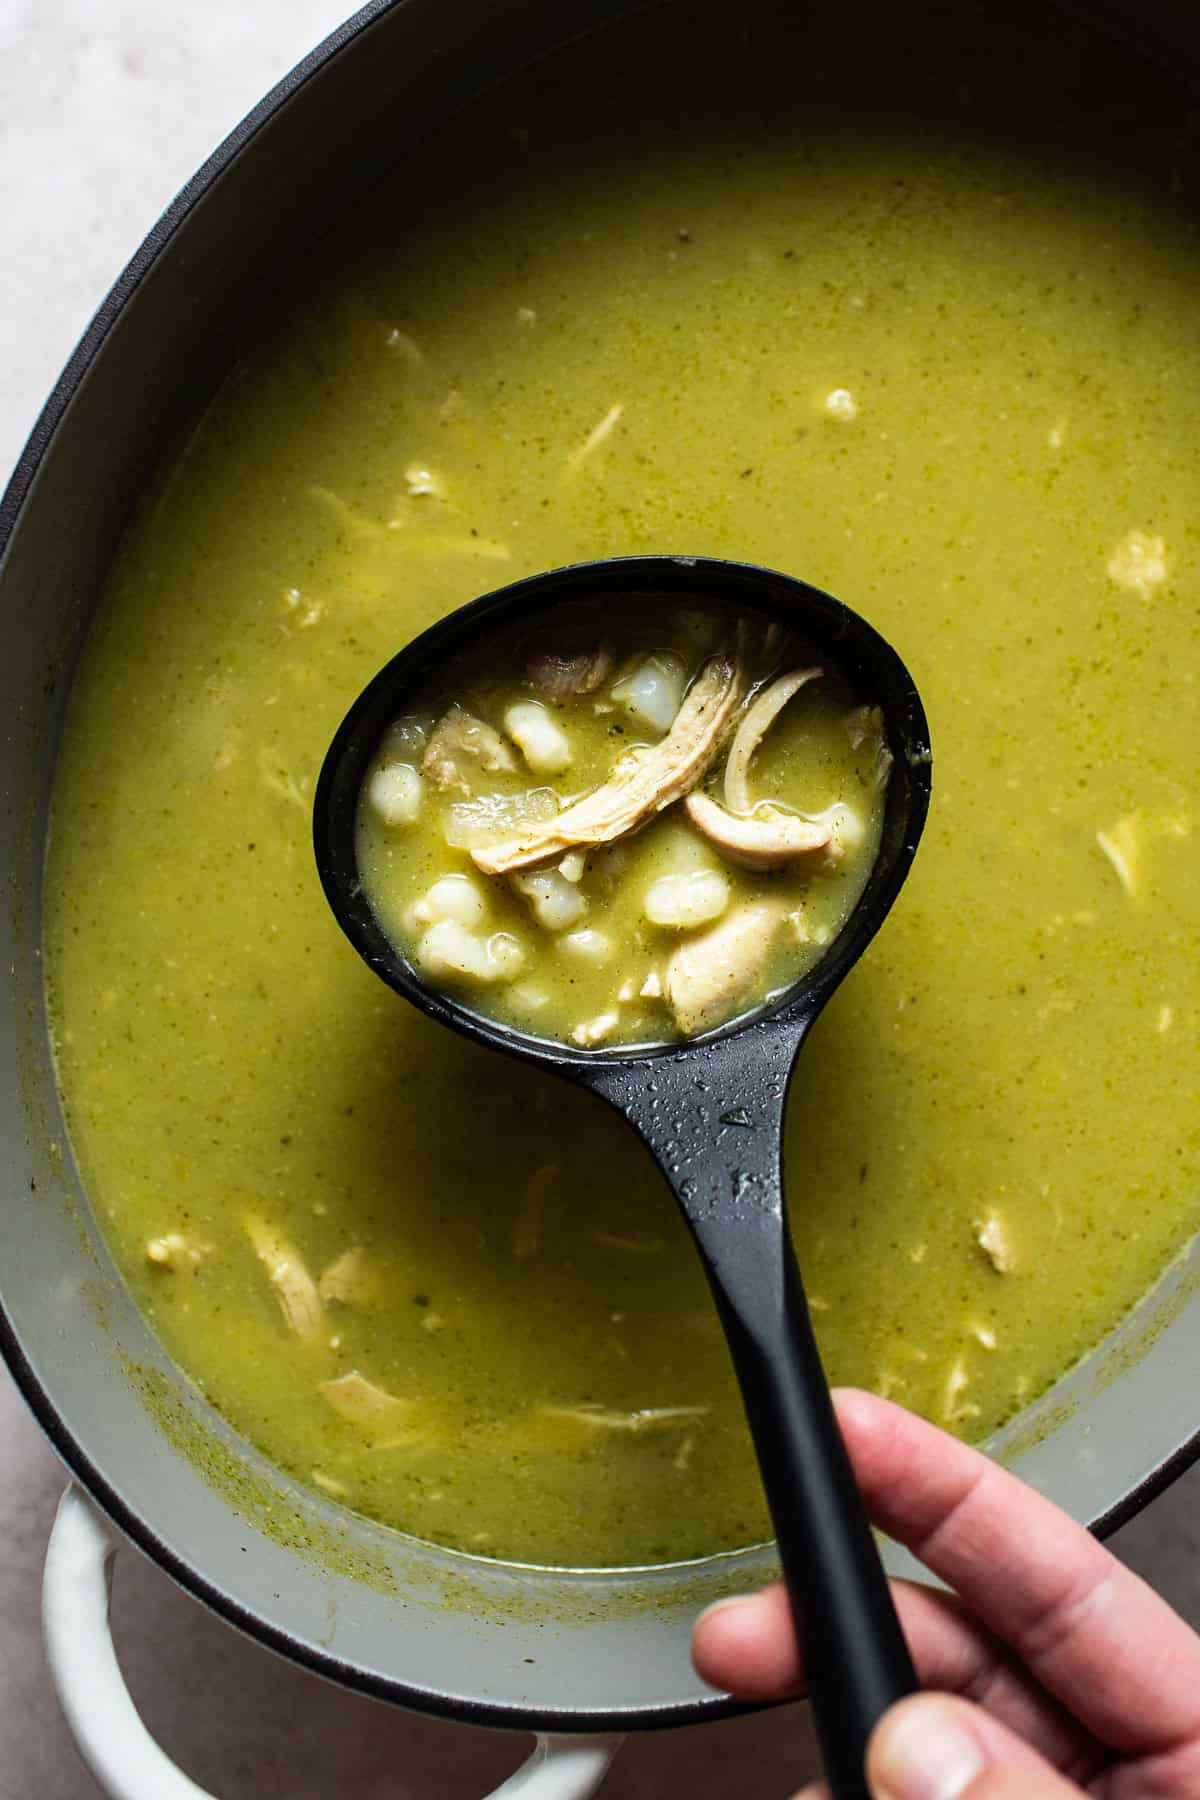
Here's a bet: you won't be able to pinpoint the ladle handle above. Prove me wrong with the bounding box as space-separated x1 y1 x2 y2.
711 1224 918 1798
587 1033 917 1800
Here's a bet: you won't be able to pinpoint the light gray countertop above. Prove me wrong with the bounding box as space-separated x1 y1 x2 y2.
1 4 1196 1794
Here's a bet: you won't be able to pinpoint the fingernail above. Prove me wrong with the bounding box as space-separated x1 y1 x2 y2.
693 1593 755 1630
872 1700 987 1800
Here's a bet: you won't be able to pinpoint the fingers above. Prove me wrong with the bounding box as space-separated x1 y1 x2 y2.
832 1389 1200 1753
693 1579 1102 1774
693 1589 802 1698
867 1694 1086 1800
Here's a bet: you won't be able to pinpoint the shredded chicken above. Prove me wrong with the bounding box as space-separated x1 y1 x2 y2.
318 1371 416 1444
525 643 615 697
975 1214 1017 1274
318 1246 375 1306
684 791 836 870
1096 816 1141 897
243 1214 323 1342
422 705 517 796
724 667 824 815
564 402 624 475
665 901 783 1035
538 1404 709 1434
471 651 745 875
941 1357 981 1424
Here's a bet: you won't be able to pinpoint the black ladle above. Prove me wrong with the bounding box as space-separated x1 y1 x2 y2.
314 556 931 1799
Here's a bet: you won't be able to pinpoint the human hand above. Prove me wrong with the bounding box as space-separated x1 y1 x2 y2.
692 1389 1200 1798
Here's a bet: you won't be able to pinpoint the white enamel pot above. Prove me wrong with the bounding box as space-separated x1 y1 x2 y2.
3 1 1200 1794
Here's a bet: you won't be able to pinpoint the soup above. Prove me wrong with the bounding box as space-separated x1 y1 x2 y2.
356 599 887 1046
43 0 1200 1566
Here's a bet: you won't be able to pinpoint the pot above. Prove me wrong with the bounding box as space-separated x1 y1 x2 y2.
2 2 1200 1795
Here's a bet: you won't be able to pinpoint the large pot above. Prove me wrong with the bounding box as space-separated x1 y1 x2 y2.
3 2 1200 1794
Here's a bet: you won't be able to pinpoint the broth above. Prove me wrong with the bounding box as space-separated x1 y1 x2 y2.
356 600 887 1046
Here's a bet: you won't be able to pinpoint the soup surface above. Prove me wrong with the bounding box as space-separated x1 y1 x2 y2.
356 599 886 1046
44 0 1200 1566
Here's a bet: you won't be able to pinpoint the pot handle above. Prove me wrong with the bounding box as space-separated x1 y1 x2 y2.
43 1484 621 1800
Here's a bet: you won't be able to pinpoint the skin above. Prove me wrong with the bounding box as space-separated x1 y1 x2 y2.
692 1391 1200 1799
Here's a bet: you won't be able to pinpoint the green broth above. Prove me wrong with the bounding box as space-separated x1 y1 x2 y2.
43 0 1200 1565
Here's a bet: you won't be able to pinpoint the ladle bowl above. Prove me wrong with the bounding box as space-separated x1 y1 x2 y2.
314 555 932 1800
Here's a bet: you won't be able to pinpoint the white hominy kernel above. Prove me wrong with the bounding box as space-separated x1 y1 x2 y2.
644 869 730 930
513 870 587 932
824 388 858 421
368 763 422 826
423 875 487 930
611 656 685 734
503 701 573 774
486 934 525 978
560 929 612 963
417 920 523 983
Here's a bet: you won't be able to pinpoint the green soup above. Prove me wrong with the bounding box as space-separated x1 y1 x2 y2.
44 0 1200 1567
355 599 888 1047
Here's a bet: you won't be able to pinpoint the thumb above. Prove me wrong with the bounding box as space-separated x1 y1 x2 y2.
866 1694 1087 1800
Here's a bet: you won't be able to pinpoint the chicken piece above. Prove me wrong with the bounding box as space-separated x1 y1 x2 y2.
318 1246 376 1306
538 1403 709 1435
471 651 745 876
570 1010 621 1047
724 667 824 814
1096 815 1142 898
422 705 517 796
145 1233 209 1274
524 643 615 697
318 1371 416 1445
975 1214 1017 1274
243 1214 323 1342
665 901 783 1035
684 791 836 871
